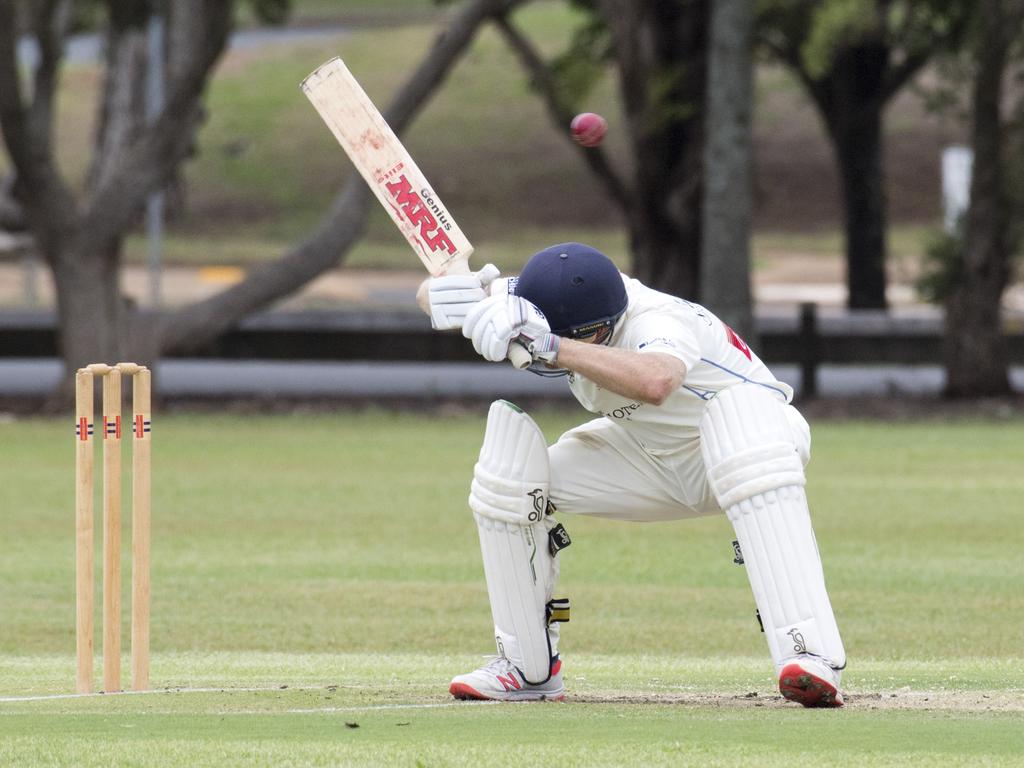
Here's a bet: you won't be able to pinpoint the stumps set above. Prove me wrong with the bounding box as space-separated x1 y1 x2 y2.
75 362 152 694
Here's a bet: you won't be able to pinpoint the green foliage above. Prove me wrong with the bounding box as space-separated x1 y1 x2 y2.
912 52 972 121
892 0 971 54
760 0 971 82
800 0 879 79
67 0 104 34
547 4 612 108
646 64 699 127
915 19 1024 303
915 227 964 304
242 0 291 25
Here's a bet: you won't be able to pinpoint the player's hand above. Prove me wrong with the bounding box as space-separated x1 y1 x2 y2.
426 264 500 331
463 294 550 362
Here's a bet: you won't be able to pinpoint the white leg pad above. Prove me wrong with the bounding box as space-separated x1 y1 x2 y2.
469 401 562 684
474 514 560 684
700 385 846 672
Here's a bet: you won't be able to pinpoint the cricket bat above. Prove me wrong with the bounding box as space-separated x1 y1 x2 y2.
301 57 531 368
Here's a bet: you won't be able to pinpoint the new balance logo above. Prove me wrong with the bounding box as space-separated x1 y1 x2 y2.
496 673 521 692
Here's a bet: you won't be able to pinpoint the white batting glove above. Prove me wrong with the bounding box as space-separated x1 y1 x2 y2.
487 276 518 297
427 263 500 331
463 294 551 362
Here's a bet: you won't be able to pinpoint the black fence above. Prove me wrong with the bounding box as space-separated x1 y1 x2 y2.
2 304 1023 396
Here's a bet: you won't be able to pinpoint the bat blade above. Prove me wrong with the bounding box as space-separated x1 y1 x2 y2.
302 58 532 369
301 57 472 276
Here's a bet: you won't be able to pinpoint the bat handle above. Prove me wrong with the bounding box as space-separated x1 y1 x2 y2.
508 342 533 369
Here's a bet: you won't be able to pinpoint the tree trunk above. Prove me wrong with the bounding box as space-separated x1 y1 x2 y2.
700 0 754 342
834 106 887 309
628 196 700 297
944 283 1010 397
87 6 149 194
601 0 708 299
943 0 1011 398
823 46 889 310
52 243 127 372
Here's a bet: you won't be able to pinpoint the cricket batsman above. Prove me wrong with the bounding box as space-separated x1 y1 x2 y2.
418 242 846 707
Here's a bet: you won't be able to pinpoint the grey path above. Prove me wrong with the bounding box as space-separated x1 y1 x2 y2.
3 359 1022 400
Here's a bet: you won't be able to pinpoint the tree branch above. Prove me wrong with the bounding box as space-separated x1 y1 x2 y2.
0 0 78 252
0 0 32 171
760 34 832 115
158 0 532 356
27 0 73 155
881 48 930 101
883 1 975 101
80 0 233 251
493 13 633 210
760 35 802 75
158 179 374 356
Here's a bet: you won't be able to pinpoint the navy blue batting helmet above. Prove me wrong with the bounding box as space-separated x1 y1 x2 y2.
515 243 627 339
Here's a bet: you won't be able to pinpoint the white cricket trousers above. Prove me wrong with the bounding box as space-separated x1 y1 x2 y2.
548 407 811 522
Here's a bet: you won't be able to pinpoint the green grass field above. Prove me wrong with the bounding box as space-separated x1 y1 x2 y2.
1 411 1022 765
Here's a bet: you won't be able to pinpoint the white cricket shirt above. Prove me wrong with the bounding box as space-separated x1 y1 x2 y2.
568 275 794 452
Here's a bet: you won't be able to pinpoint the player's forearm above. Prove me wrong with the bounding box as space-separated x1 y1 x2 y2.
553 340 685 405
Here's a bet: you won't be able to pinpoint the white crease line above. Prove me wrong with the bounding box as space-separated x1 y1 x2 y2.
240 701 499 715
0 685 331 703
0 689 496 715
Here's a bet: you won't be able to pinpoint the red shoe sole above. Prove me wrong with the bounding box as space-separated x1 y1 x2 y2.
448 681 566 702
779 662 844 708
449 682 489 700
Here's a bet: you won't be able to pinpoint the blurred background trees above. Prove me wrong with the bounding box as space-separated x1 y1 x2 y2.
937 0 1024 396
0 0 524 384
0 0 1020 399
497 0 711 302
0 0 235 376
757 0 971 310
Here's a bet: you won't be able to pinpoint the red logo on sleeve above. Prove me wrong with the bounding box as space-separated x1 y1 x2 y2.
725 325 752 360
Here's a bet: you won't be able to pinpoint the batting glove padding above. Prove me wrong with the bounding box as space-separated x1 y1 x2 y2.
427 263 500 331
463 294 551 363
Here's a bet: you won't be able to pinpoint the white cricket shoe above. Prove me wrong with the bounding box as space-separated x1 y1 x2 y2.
449 656 565 701
778 654 844 708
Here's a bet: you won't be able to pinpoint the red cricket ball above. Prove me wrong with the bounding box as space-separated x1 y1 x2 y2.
570 112 607 148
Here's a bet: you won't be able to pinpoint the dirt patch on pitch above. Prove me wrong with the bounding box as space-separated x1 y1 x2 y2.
567 690 1024 712
844 690 1024 712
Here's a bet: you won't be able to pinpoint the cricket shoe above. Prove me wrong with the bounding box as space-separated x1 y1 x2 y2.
449 656 565 701
779 655 844 708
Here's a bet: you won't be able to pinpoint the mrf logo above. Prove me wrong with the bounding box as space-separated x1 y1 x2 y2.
385 175 457 255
